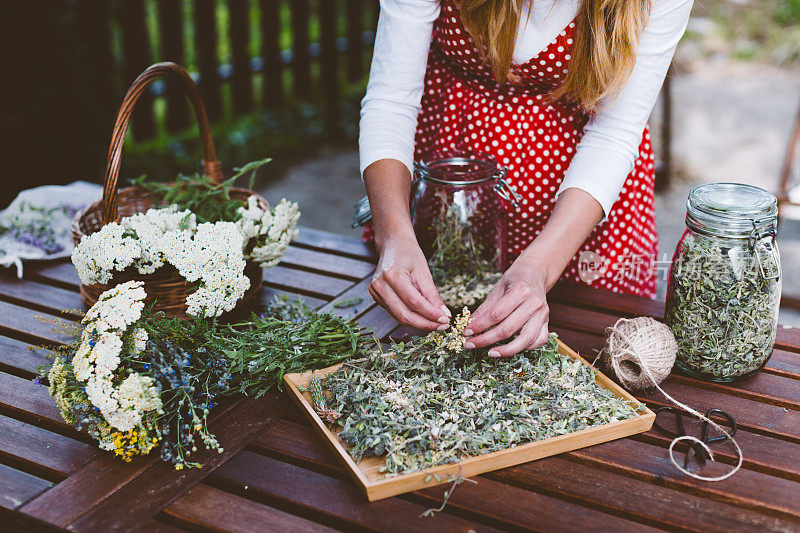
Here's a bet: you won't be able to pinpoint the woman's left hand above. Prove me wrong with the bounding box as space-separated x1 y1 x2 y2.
463 258 550 358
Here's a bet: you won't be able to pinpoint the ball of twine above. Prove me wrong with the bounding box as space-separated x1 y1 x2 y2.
599 316 743 482
601 317 677 390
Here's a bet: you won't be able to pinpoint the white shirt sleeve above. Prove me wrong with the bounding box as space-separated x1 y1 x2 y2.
556 0 693 218
358 0 440 176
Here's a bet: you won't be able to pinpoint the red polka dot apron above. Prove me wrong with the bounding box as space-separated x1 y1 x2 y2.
371 0 658 297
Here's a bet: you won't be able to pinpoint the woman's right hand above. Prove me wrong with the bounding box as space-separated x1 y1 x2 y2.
363 158 450 330
369 235 451 331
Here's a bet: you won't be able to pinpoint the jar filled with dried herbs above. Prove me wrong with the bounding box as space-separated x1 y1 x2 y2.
665 183 781 382
411 152 521 309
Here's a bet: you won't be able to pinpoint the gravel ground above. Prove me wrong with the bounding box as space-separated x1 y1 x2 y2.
259 59 800 327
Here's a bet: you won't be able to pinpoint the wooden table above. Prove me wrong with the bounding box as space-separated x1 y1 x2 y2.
2 227 799 532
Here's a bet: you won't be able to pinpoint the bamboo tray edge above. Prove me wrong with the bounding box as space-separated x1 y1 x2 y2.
284 338 655 501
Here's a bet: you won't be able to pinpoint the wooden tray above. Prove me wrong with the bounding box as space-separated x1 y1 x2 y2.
284 338 656 501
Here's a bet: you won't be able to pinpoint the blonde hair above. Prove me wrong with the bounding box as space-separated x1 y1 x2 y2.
457 0 651 113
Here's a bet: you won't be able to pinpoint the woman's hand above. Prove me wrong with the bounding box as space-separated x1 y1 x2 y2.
369 236 450 331
462 188 605 357
463 258 550 357
363 159 450 331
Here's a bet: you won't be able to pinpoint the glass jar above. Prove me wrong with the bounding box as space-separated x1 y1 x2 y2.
664 183 781 382
411 151 521 310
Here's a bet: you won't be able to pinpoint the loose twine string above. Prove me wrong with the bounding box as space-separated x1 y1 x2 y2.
602 317 743 482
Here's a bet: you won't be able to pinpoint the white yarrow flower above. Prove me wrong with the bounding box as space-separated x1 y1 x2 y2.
235 197 300 268
73 281 162 432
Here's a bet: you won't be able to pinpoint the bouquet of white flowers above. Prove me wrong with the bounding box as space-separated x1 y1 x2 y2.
72 163 300 317
48 281 229 467
46 282 371 469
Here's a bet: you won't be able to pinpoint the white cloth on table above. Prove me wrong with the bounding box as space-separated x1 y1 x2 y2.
0 181 102 277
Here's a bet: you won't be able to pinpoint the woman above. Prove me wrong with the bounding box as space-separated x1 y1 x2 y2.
361 0 692 356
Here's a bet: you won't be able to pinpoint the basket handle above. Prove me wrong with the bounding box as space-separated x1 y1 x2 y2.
101 62 222 224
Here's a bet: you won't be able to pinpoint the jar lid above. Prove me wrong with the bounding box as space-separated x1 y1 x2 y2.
416 151 500 186
686 183 778 240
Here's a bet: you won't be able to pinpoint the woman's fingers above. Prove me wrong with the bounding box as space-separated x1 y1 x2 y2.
465 283 527 336
368 285 387 309
413 268 450 318
489 320 549 358
370 275 446 331
466 301 534 349
486 319 540 358
383 270 450 322
529 323 550 349
389 270 449 323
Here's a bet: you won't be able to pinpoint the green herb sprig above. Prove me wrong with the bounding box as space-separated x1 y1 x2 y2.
129 157 271 223
212 300 374 398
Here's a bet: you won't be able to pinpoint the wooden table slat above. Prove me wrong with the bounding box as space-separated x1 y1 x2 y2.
0 464 52 511
259 410 798 532
767 348 800 376
162 484 338 533
281 246 375 281
262 265 353 299
294 228 375 261
211 451 506 533
318 277 374 320
490 457 798 532
17 397 248 529
0 414 96 479
132 519 189 533
0 300 76 347
253 418 663 532
28 262 81 289
549 282 666 320
635 379 800 442
569 438 800 522
259 286 327 311
64 396 284 532
775 325 800 353
0 336 54 377
0 277 83 318
354 306 399 340
636 425 800 482
0 372 70 432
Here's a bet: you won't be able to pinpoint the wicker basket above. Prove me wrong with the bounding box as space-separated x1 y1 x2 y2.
72 62 264 317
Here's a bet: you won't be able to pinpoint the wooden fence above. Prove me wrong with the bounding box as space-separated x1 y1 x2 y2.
0 0 673 204
83 0 379 140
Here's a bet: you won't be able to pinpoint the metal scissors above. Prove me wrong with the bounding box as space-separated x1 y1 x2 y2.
653 406 737 470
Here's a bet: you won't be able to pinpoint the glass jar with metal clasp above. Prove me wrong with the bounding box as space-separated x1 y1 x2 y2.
352 151 521 310
410 151 521 310
664 183 782 382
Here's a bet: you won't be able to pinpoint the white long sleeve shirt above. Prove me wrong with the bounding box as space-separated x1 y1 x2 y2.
359 0 693 216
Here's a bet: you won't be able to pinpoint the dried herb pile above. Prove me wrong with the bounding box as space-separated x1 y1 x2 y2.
427 201 501 309
665 236 780 380
311 309 643 475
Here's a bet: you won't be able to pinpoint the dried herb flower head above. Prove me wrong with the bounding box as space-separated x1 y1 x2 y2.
314 309 643 475
428 306 471 353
